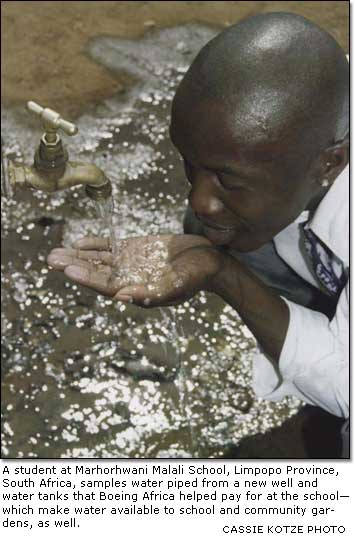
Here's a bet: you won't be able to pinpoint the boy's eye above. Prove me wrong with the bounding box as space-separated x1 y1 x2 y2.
218 177 243 192
182 159 247 193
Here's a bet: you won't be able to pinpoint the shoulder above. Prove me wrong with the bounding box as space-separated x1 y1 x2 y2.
309 166 349 267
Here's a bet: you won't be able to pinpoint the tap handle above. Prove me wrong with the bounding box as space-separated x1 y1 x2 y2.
27 101 78 136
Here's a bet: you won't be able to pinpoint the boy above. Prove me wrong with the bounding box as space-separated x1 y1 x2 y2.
48 13 349 455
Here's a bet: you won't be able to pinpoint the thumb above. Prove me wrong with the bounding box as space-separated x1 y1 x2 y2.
114 284 155 305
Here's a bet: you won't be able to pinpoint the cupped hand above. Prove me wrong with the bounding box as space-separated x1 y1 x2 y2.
47 234 223 307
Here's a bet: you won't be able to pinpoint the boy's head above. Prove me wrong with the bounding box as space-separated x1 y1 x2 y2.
170 12 349 251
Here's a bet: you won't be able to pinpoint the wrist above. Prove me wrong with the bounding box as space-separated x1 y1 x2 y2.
205 249 231 294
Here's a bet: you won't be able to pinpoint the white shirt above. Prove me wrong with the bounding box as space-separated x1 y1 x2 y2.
252 165 349 418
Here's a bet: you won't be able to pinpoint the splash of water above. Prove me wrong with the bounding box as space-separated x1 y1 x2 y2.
159 307 197 457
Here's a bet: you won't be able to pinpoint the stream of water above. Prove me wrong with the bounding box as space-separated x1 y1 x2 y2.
92 197 118 257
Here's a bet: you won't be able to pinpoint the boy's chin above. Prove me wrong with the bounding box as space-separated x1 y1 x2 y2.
202 225 270 253
223 234 267 253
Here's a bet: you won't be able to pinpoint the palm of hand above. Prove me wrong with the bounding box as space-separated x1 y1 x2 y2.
47 234 220 306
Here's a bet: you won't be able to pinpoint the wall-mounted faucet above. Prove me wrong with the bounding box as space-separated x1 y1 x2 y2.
5 101 112 201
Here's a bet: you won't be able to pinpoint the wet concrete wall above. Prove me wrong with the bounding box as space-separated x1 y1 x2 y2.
2 1 349 118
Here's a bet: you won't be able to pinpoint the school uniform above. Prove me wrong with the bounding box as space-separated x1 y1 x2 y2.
251 166 349 457
183 165 349 457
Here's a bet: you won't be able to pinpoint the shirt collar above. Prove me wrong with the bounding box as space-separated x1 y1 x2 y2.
306 165 349 266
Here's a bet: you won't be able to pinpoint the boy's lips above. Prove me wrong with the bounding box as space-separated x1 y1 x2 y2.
200 222 238 245
195 215 251 245
197 216 237 232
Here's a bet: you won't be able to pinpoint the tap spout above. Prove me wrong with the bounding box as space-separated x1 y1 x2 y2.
8 160 112 200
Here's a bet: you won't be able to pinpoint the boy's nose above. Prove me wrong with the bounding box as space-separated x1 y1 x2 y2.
189 170 225 217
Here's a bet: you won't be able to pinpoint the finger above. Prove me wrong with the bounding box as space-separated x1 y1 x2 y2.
64 265 119 296
114 284 152 304
71 260 112 276
53 247 113 263
48 254 93 271
47 248 113 269
48 252 112 275
72 236 111 251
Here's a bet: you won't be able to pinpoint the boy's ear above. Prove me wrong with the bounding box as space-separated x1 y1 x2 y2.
321 133 349 185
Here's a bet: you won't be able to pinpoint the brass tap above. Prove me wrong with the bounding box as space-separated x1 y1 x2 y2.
7 101 112 201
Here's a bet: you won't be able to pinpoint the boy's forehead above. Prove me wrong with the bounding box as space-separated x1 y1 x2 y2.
170 95 293 166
